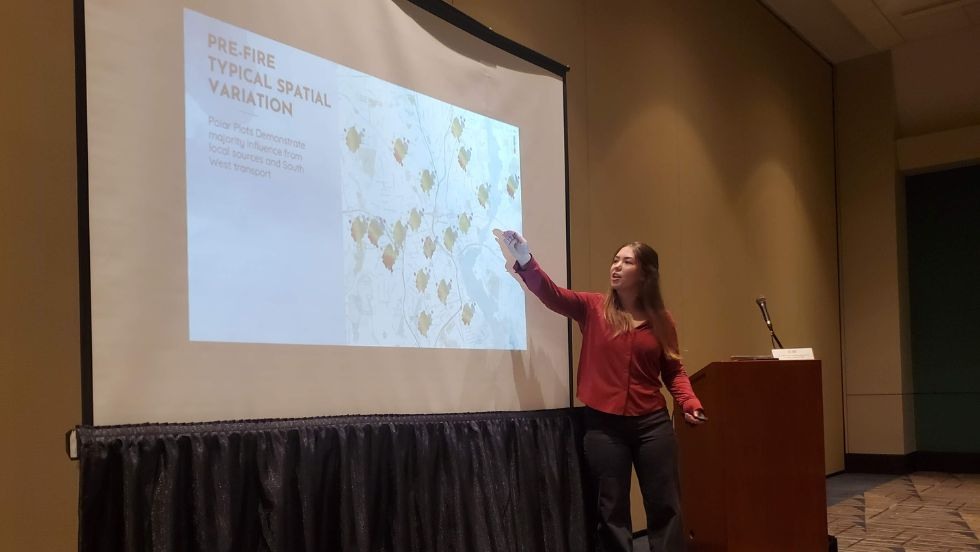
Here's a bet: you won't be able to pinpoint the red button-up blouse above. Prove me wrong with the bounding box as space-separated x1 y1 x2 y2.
515 257 703 417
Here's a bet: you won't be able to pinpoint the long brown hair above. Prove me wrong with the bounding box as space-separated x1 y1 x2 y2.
603 242 681 360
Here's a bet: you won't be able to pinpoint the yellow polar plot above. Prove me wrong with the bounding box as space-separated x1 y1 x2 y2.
367 218 385 247
418 311 432 337
486 273 500 299
420 169 435 194
350 216 367 243
393 138 409 165
458 213 471 234
506 175 519 199
408 208 423 231
477 183 490 208
451 116 464 140
423 236 437 259
457 147 471 171
381 244 397 272
392 220 407 250
443 227 458 250
437 279 452 304
345 127 363 152
415 269 430 292
462 303 475 325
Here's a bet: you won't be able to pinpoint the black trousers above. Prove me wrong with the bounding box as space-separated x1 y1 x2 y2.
583 407 685 552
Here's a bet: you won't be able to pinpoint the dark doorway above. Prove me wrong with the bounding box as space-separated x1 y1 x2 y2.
906 164 980 454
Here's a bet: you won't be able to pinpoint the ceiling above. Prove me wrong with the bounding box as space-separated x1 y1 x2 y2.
759 0 980 62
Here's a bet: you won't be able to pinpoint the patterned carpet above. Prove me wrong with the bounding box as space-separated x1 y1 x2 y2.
827 472 980 551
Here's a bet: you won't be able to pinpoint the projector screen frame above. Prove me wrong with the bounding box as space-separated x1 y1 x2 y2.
73 0 573 426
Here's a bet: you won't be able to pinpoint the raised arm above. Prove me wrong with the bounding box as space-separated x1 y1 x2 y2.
497 230 592 323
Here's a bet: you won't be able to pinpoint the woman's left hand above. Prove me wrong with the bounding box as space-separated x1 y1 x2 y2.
683 409 708 426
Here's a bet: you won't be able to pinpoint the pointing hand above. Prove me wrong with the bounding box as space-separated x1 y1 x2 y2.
493 229 532 267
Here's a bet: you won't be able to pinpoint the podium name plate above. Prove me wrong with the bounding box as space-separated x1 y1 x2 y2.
772 347 814 360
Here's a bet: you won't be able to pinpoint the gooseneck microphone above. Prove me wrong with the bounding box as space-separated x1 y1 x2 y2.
755 296 784 349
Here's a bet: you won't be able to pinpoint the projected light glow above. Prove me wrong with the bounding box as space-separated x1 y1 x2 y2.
84 0 567 423
185 9 527 350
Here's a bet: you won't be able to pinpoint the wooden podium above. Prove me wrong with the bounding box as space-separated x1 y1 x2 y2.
674 360 828 551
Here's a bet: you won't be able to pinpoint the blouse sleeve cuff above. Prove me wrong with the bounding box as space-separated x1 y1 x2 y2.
513 256 538 273
681 399 704 415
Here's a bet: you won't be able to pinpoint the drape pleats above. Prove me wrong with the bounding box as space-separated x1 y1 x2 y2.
77 409 589 552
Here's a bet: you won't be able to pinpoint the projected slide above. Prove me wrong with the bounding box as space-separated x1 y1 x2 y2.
184 9 527 350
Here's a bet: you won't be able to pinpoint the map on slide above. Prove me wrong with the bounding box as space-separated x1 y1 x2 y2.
339 75 527 350
184 9 527 350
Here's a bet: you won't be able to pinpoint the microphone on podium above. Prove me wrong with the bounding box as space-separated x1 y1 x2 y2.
755 296 783 349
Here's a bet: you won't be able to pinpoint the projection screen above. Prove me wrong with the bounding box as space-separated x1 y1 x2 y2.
80 0 569 425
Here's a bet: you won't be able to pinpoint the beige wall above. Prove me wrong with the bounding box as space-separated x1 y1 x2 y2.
1 0 841 545
455 0 843 531
834 31 980 460
835 53 916 456
0 2 81 549
584 0 842 527
892 28 980 138
891 27 980 173
897 124 980 173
